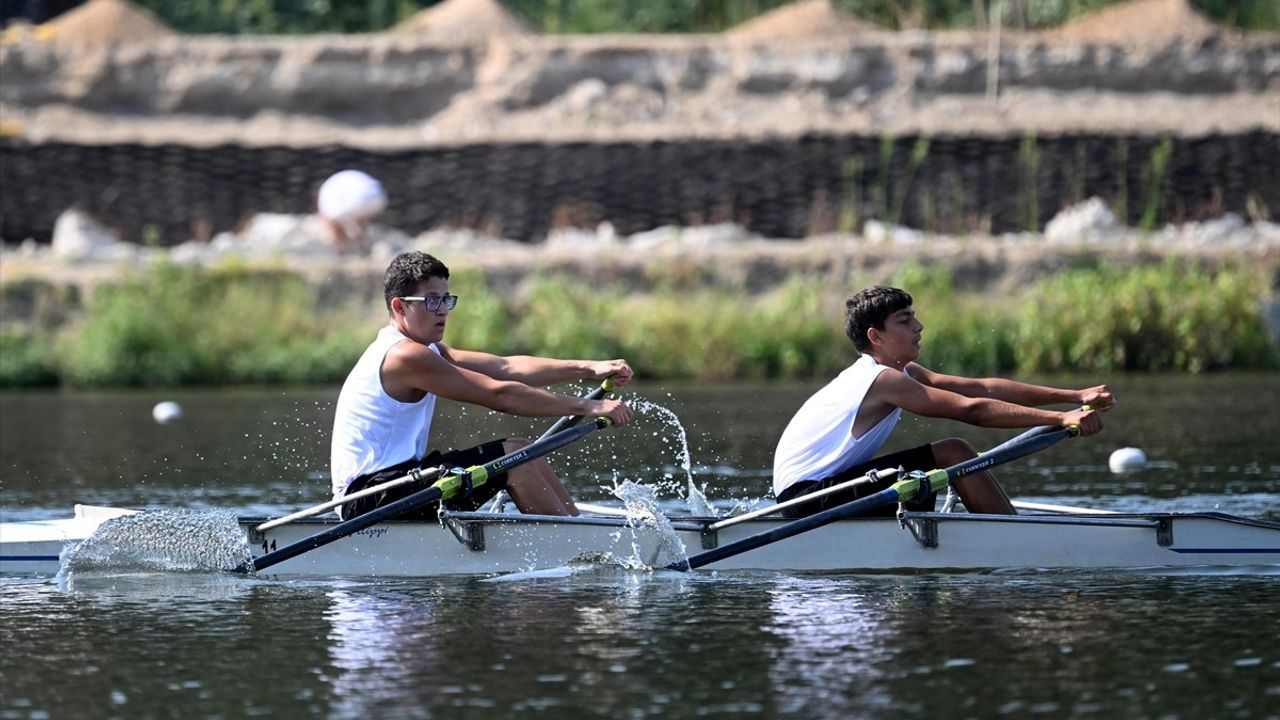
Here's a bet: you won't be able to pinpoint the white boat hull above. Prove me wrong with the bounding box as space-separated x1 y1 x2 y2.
2 504 1278 576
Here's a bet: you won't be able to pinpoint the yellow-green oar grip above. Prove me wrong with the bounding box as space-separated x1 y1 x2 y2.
1068 404 1094 435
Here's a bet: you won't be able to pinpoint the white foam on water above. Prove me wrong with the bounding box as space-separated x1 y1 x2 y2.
609 478 688 570
483 552 629 583
59 509 253 576
631 396 718 517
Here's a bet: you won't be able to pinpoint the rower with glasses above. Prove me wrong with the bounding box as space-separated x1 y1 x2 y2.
330 251 635 522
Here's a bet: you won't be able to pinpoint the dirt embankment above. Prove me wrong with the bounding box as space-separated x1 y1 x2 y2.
1 0 1276 148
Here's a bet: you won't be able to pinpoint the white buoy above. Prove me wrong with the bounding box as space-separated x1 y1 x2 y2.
152 401 183 424
1108 447 1147 473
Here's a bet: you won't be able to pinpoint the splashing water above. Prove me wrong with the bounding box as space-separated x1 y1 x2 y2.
251 399 333 481
630 396 718 516
60 509 253 575
610 478 688 569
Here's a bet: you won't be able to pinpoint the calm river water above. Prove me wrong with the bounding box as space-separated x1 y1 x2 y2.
2 375 1278 719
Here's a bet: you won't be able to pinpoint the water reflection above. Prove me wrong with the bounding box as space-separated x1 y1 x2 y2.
324 583 444 718
764 575 897 714
310 572 782 716
1 573 338 719
294 570 1280 718
4 568 1277 719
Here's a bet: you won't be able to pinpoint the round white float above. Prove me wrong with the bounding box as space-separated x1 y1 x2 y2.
1108 447 1147 473
152 401 184 424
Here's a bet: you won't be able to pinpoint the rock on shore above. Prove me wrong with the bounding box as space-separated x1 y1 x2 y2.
5 197 1276 296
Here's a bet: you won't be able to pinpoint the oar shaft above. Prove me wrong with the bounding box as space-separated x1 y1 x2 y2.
477 417 611 482
250 482 444 572
709 467 900 531
983 407 1089 455
984 425 1055 455
671 486 903 571
944 425 1078 482
537 378 615 441
255 468 441 533
248 418 610 573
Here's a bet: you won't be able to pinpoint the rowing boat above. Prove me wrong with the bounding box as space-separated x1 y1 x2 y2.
5 398 1276 577
3 502 1277 576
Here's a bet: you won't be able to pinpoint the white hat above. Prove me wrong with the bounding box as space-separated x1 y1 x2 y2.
317 170 387 223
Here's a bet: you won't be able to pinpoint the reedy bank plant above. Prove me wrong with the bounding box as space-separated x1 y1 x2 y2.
1013 260 1277 373
1 259 1274 388
24 261 369 387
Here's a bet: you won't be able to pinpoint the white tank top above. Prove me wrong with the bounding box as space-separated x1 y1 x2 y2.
772 354 902 495
330 326 439 498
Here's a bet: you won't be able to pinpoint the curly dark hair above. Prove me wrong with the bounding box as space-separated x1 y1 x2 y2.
383 251 450 311
844 286 913 353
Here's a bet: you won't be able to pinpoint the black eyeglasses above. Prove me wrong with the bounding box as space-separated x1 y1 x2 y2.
400 295 459 312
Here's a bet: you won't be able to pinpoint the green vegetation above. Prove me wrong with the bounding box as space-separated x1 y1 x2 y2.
1 261 370 388
1 258 1275 388
1141 139 1174 233
123 0 1279 35
1014 260 1278 373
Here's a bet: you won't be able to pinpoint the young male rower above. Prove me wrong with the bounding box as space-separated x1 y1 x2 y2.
331 251 635 521
772 285 1113 518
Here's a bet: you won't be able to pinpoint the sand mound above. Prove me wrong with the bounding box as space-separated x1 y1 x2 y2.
727 0 878 39
392 0 534 43
1054 0 1219 44
44 0 176 50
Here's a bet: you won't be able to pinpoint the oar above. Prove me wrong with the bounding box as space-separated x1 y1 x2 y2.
255 379 617 533
706 467 902 531
243 417 613 574
984 405 1095 455
255 468 441 533
939 405 1095 511
667 424 1082 571
538 377 616 441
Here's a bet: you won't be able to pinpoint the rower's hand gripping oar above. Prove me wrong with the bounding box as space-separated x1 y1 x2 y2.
668 423 1084 572
538 377 616 441
984 404 1096 455
939 405 1096 511
242 417 614 574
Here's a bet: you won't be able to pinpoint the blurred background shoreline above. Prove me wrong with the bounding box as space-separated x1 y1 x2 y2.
1 0 1277 386
3 0 1276 150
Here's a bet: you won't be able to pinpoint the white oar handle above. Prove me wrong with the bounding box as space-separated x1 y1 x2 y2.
254 467 442 533
709 467 901 532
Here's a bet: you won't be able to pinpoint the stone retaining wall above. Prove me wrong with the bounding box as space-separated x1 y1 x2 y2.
2 131 1276 244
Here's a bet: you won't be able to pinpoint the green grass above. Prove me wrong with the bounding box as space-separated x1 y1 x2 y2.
1 258 1274 388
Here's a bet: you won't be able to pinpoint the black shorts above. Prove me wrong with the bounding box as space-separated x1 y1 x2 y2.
775 443 939 519
338 439 510 522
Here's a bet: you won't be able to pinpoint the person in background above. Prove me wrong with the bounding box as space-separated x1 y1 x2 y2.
772 285 1114 519
317 169 387 254
331 251 635 521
